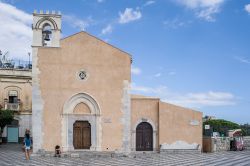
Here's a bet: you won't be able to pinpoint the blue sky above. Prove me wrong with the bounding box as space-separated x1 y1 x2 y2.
0 0 250 124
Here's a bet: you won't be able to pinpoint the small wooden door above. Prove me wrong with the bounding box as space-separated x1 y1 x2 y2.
136 122 153 151
73 121 91 149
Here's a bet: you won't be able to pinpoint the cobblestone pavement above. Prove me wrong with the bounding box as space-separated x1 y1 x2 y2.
0 144 250 166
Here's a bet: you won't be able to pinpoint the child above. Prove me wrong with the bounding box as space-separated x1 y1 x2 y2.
54 145 61 157
24 133 31 160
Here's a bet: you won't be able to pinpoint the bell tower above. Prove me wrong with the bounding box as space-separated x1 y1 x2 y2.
32 10 61 47
31 10 61 153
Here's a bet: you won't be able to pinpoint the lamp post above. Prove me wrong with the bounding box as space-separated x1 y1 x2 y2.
28 52 31 69
0 50 2 67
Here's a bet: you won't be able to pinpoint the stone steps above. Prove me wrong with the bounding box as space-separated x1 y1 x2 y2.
34 149 201 158
35 151 131 158
34 151 181 158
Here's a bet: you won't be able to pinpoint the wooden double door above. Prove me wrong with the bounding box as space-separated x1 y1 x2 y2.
73 121 91 149
136 122 153 151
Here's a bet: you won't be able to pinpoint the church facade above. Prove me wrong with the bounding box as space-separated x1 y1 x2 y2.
32 11 202 153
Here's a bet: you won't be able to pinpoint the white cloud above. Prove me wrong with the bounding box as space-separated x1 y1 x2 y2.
176 0 225 9
163 18 192 29
234 56 250 64
168 71 176 76
131 83 236 108
63 15 93 31
119 8 142 24
131 83 167 94
245 4 250 14
175 0 225 22
144 1 155 7
166 91 236 108
97 0 105 3
101 24 113 35
131 66 141 75
154 73 162 77
0 2 32 60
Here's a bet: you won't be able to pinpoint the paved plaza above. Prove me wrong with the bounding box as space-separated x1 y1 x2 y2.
0 144 250 166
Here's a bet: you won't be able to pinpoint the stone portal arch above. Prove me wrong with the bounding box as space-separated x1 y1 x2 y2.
61 93 101 151
132 118 157 151
136 122 153 151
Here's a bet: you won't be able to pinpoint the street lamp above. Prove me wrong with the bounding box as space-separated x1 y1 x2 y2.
0 50 2 67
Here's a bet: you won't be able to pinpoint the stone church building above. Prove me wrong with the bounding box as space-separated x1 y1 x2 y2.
31 11 202 153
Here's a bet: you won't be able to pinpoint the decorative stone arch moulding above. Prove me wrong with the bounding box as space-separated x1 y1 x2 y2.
61 92 102 151
35 17 58 30
131 118 157 151
63 92 101 115
4 86 22 99
133 118 157 131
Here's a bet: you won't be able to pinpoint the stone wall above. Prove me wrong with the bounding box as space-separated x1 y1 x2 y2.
204 137 250 152
212 137 230 152
203 137 230 153
244 136 250 150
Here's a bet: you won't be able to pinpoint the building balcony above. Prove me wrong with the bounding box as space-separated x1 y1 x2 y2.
4 103 20 111
4 98 20 111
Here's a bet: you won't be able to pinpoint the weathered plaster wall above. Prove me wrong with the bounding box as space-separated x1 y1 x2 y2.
37 32 131 151
159 102 202 149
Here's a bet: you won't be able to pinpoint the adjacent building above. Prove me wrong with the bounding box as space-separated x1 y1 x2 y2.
0 66 32 143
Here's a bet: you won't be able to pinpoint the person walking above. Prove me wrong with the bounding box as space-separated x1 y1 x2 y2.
24 132 31 160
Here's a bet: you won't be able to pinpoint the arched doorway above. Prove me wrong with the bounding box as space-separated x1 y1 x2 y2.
136 122 153 151
62 93 101 151
73 121 91 149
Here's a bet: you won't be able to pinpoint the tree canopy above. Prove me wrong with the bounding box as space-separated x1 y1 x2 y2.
203 119 240 136
240 124 250 136
0 109 14 133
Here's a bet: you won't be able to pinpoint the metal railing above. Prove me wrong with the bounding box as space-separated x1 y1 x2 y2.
5 103 20 111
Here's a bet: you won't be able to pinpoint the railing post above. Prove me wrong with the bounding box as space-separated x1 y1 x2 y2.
4 98 8 110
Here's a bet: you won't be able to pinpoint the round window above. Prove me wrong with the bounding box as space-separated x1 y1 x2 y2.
78 70 87 80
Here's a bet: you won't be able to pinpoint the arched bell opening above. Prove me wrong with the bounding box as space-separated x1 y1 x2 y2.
42 23 52 46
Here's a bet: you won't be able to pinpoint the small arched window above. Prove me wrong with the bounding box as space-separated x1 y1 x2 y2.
42 23 52 46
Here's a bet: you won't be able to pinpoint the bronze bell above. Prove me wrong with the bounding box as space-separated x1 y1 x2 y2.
42 30 52 41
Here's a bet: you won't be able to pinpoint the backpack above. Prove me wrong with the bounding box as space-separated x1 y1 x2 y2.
25 137 31 147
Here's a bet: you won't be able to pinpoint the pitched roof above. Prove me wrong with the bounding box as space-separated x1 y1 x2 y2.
61 31 132 57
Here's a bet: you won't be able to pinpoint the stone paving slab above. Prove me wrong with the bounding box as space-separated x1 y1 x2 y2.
0 144 250 166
